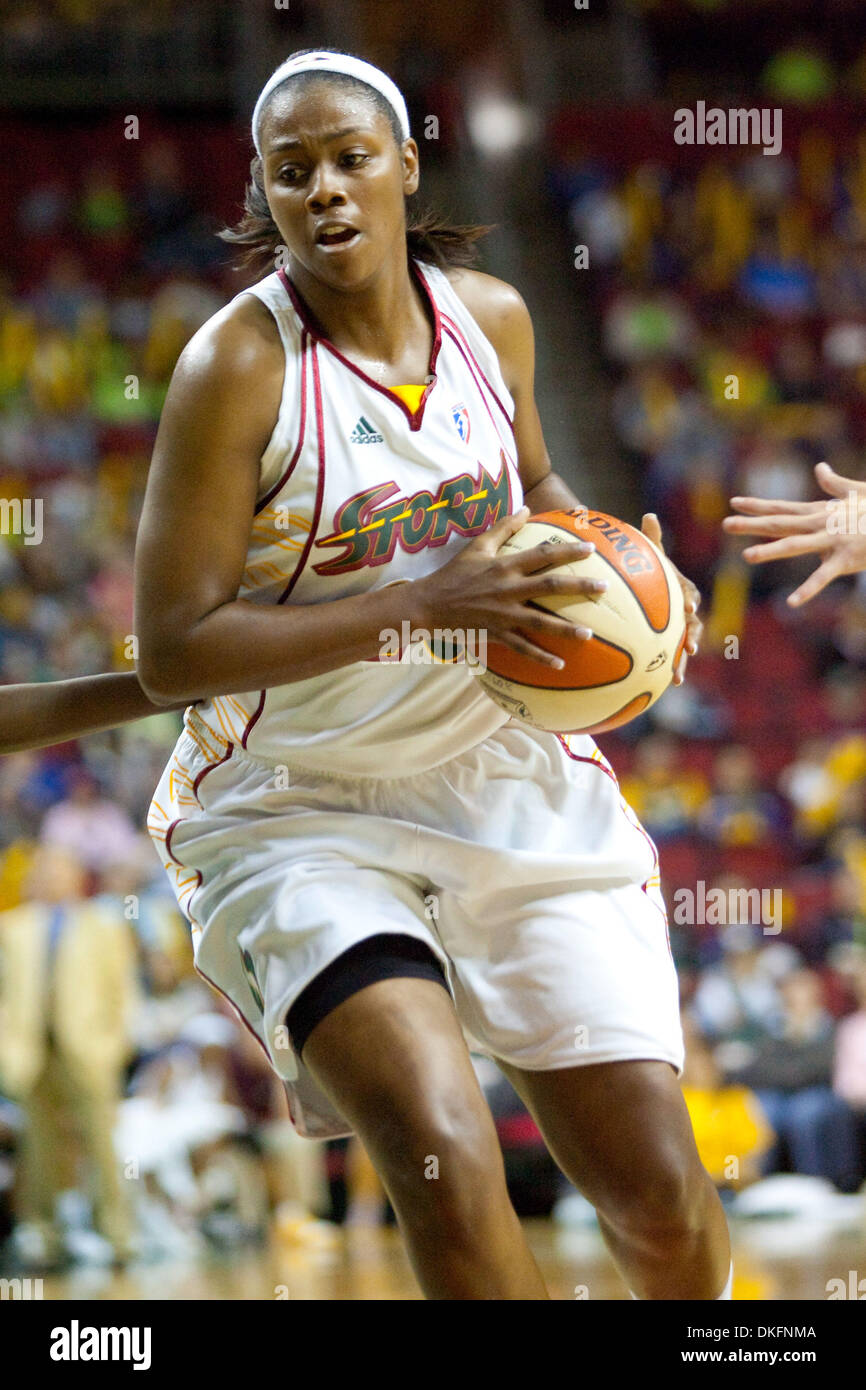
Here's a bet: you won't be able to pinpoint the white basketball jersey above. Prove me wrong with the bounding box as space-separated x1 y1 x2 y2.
183 258 523 777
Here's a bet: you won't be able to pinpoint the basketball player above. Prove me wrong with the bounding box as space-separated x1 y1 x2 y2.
134 50 731 1300
724 460 866 606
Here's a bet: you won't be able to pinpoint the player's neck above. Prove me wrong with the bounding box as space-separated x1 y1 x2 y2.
287 254 428 368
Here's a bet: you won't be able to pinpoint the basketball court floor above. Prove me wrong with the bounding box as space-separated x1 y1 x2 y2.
39 1216 866 1300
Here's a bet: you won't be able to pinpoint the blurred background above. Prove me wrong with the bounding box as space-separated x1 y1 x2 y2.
1 0 866 1300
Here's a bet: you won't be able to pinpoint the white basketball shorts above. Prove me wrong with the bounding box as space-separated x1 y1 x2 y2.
149 716 684 1139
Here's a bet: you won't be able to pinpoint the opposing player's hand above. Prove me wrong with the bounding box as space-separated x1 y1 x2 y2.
640 512 701 686
722 462 866 607
414 506 606 669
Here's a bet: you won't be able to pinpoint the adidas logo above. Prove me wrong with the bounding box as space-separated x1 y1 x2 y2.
350 416 384 444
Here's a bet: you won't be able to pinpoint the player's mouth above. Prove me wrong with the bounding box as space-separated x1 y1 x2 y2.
314 221 362 253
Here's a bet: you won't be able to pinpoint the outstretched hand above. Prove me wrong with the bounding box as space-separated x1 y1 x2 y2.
722 461 866 607
641 512 701 686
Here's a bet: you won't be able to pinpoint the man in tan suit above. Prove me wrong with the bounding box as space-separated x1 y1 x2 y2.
0 845 139 1266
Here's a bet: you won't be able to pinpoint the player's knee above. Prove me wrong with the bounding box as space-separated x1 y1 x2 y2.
596 1144 709 1243
371 1099 507 1240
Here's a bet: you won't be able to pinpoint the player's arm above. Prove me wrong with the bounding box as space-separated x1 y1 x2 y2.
723 461 866 606
0 672 186 756
134 297 432 705
450 269 701 679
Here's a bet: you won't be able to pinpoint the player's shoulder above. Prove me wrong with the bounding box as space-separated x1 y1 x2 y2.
171 286 284 393
441 265 532 345
441 265 534 390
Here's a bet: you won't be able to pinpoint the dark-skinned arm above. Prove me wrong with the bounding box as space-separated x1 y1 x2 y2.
0 671 185 756
134 295 432 706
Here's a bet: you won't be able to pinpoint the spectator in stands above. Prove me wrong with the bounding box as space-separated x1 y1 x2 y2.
698 746 788 849
692 920 787 1049
733 968 862 1191
737 227 816 319
680 1014 773 1191
77 160 130 241
833 949 866 1117
0 844 138 1266
29 250 104 334
619 731 709 840
39 765 141 873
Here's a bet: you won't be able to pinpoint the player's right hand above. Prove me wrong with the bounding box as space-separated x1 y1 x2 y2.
413 506 606 668
722 461 866 607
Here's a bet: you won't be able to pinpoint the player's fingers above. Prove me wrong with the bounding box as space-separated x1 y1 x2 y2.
726 496 827 516
787 555 845 607
740 532 832 564
515 537 597 572
513 569 608 602
722 511 829 537
494 624 590 669
641 512 664 551
814 461 866 500
477 505 532 553
505 602 594 642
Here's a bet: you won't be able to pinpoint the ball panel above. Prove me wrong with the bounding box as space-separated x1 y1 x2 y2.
531 508 672 633
483 629 633 690
473 508 687 736
579 691 654 735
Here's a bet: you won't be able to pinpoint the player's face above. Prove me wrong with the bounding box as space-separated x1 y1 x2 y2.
260 81 420 290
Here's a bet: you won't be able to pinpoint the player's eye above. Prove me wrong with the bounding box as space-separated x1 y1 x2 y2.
277 165 305 184
341 151 369 167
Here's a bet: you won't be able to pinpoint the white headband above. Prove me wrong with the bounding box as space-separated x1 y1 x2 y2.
252 51 411 156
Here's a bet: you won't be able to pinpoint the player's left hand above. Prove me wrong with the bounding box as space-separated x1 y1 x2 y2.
722 461 866 607
641 512 701 686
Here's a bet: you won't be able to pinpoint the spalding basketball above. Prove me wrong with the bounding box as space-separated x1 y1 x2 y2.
475 508 687 734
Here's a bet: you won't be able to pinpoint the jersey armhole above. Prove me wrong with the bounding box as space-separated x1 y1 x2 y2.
238 287 305 500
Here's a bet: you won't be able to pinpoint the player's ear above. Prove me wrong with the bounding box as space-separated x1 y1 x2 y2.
401 139 420 197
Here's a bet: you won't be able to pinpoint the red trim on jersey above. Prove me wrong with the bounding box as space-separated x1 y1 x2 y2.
192 959 279 1080
241 692 265 750
438 310 516 436
163 783 281 1077
164 818 204 919
192 741 234 800
555 738 618 785
441 321 518 468
278 340 326 604
254 328 310 516
241 341 328 750
555 735 673 959
276 262 441 431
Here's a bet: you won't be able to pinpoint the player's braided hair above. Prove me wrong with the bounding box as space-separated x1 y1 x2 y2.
220 57 491 276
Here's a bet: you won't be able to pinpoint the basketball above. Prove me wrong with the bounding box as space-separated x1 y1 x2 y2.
475 508 687 735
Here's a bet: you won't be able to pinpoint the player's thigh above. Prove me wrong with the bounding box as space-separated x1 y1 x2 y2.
497 1057 705 1214
301 975 505 1199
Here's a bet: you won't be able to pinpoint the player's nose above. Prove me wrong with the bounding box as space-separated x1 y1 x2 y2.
304 165 348 213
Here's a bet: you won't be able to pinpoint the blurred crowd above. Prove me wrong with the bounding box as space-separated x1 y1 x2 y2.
544 39 866 1211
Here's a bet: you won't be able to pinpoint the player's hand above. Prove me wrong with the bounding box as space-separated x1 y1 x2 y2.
414 505 606 669
722 461 866 607
640 512 701 686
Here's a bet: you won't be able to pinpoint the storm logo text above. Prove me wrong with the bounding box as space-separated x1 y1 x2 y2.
313 453 513 576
